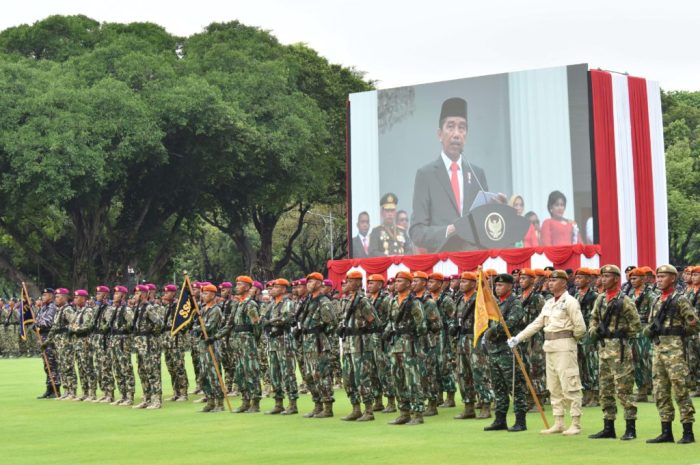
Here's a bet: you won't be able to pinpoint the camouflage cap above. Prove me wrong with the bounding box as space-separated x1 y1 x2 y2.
550 269 569 280
600 264 621 276
656 264 678 276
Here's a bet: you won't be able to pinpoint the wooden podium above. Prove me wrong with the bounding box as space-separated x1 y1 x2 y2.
439 204 531 251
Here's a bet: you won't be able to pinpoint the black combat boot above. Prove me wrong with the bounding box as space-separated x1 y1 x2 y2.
646 421 674 443
484 413 507 431
589 419 616 439
677 423 695 444
620 419 636 440
508 412 527 432
37 388 51 399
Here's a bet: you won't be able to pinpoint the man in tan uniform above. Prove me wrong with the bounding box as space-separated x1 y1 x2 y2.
508 270 587 435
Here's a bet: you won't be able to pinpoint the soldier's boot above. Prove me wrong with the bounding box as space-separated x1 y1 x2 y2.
407 412 424 425
647 421 674 443
146 397 162 409
176 390 188 402
341 403 363 421
620 419 636 440
167 393 179 401
581 390 590 407
381 396 397 413
212 397 224 412
46 387 60 399
454 402 476 420
133 398 150 409
588 390 599 407
372 396 385 412
484 413 508 431
357 402 375 422
233 399 251 413
588 419 616 439
64 392 77 401
37 388 51 399
100 391 114 403
439 391 456 408
438 392 445 406
85 389 97 402
193 396 208 404
314 402 334 418
423 399 439 417
507 412 527 432
634 386 648 403
476 402 492 419
110 395 124 406
122 394 134 406
75 393 88 401
562 416 582 435
95 394 106 403
200 398 216 413
246 398 261 413
541 415 566 434
389 410 411 425
678 423 695 444
266 398 285 415
281 399 299 415
304 402 323 418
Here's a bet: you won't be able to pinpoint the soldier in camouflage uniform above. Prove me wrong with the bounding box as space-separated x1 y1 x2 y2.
162 284 189 401
450 271 494 419
574 268 600 407
132 284 164 409
68 290 97 401
90 286 114 403
686 267 700 396
483 273 529 432
384 271 427 425
412 271 442 417
251 281 272 396
189 282 203 394
293 272 337 418
367 274 396 413
627 268 657 402
588 264 641 440
262 278 299 415
44 288 77 400
195 284 225 412
0 302 8 357
644 265 699 444
216 276 262 413
338 271 381 422
427 272 457 408
292 279 309 395
3 301 20 358
34 288 61 398
106 286 135 406
518 269 546 409
216 282 236 396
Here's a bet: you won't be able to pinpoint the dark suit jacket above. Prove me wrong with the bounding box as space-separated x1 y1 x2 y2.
409 156 488 253
352 234 369 259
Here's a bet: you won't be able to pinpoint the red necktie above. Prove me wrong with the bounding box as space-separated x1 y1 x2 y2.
362 236 368 254
450 162 461 213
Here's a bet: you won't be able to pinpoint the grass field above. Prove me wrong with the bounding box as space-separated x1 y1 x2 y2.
1 356 698 465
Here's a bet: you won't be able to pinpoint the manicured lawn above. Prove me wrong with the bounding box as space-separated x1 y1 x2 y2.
1 356 697 465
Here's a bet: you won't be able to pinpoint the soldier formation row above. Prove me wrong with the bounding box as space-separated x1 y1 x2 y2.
15 264 700 443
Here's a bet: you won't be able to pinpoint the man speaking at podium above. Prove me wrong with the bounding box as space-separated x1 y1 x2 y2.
410 97 489 253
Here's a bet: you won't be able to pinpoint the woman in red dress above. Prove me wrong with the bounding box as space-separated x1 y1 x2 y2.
541 190 580 246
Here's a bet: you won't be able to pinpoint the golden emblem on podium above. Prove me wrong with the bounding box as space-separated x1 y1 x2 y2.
485 212 505 241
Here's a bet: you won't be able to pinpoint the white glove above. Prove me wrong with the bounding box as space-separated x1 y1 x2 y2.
507 337 520 348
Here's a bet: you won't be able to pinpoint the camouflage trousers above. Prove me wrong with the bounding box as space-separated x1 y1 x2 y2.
2 325 19 357
133 335 162 400
490 349 529 416
471 336 495 403
231 333 261 401
197 341 223 400
259 336 271 385
456 337 477 404
632 335 653 392
219 337 236 391
302 349 334 403
268 348 299 400
73 335 96 396
391 351 424 413
190 332 202 389
342 351 379 405
373 338 395 397
598 341 637 420
330 336 342 384
109 336 135 398
163 333 189 396
685 335 700 389
528 332 547 396
438 333 457 394
421 342 441 402
54 334 77 394
578 336 599 391
39 332 61 388
90 334 114 395
653 337 695 423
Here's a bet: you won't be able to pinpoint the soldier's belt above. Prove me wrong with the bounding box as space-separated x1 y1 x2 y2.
302 327 323 335
232 324 254 333
600 330 627 339
659 327 685 337
545 331 574 341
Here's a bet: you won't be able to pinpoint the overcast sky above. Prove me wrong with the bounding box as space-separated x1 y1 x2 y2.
2 0 699 91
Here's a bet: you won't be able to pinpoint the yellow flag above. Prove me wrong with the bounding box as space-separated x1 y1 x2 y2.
473 270 501 347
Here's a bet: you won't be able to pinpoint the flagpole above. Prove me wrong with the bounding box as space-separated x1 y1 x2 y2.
477 268 549 429
22 283 59 398
186 272 232 412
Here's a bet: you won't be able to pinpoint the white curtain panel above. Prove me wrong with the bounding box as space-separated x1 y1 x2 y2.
646 80 669 265
482 256 508 273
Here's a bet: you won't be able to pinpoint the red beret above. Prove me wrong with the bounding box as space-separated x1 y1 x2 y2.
113 286 128 294
368 274 385 283
96 285 110 293
135 284 149 292
395 271 412 281
163 284 177 292
74 289 89 297
306 272 324 282
297 278 307 286
323 279 334 287
55 288 70 296
219 282 233 289
428 272 444 281
236 276 253 285
146 283 157 291
253 281 263 291
192 281 201 289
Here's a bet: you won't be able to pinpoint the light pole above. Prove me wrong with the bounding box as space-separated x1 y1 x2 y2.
306 211 335 259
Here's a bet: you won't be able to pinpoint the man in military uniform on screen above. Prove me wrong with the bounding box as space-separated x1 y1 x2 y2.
410 97 489 253
369 193 413 257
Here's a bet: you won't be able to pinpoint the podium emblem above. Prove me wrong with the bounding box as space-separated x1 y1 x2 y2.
484 212 505 241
